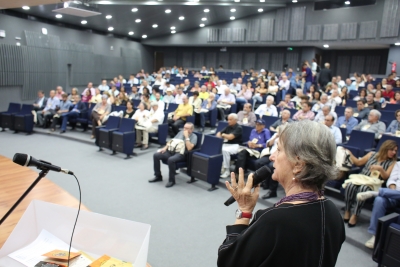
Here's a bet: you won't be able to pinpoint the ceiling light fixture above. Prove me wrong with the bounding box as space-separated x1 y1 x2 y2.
142 35 147 38
55 14 62 18
200 23 205 27
201 17 207 21
42 28 48 35
22 6 30 10
129 31 134 35
170 26 176 29
171 30 176 34
292 0 298 2
106 15 112 19
98 1 112 4
165 9 171 13
230 16 235 20
345 1 350 4
234 0 240 2
179 16 185 20
258 8 263 12
260 0 265 2
131 8 138 12
395 42 400 46
204 9 210 12
135 19 141 23
323 44 329 48
153 24 158 28
230 8 236 12
108 27 114 31
81 20 87 25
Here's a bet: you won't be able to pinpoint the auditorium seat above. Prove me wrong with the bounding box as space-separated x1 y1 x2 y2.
335 106 345 117
112 105 126 113
364 134 400 156
74 104 94 131
346 100 357 108
96 116 120 151
149 123 168 146
13 104 34 134
339 130 375 158
373 213 400 266
384 104 400 111
262 115 278 129
111 118 136 159
0 102 21 131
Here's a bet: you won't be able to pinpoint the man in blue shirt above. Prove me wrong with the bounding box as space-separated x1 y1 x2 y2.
60 95 87 133
50 93 71 132
38 90 60 128
234 119 271 175
198 93 217 132
302 62 313 94
335 107 358 135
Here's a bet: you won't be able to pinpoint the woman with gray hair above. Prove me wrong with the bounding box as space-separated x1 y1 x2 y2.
218 120 345 267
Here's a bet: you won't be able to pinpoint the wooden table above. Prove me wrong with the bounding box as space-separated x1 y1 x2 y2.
0 156 152 267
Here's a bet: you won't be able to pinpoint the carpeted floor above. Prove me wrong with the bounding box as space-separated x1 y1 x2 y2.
0 129 377 267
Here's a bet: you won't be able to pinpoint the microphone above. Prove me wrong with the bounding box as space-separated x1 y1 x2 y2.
13 153 74 175
224 166 271 206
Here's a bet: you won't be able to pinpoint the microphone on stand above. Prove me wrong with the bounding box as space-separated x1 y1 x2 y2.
13 153 74 175
224 166 272 206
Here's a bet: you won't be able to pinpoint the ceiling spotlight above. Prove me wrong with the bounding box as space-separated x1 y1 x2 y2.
230 16 235 20
171 30 176 34
201 17 207 21
108 27 114 31
131 8 138 12
344 1 350 4
98 1 112 4
135 19 141 23
165 9 171 13
258 8 263 12
22 6 30 10
395 42 400 46
260 0 265 2
204 9 210 12
292 0 298 2
142 35 147 38
81 20 87 25
153 24 158 28
200 23 205 27
230 8 236 12
42 28 48 35
171 26 176 30
55 14 63 18
323 44 329 48
129 31 134 35
106 15 112 19
234 0 240 2
179 16 185 20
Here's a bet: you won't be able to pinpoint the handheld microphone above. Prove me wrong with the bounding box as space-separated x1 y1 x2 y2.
224 166 271 206
13 153 74 175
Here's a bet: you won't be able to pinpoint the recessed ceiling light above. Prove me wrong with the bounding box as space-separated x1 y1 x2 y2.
323 44 329 48
42 28 48 35
129 31 134 35
55 14 62 18
234 0 240 2
395 42 400 46
230 16 235 20
165 9 171 13
200 23 205 27
135 19 141 23
258 8 263 12
204 9 210 12
142 35 147 38
292 0 298 2
153 24 158 28
22 6 30 10
260 0 265 2
201 17 207 21
16 42 21 46
179 16 185 20
345 1 350 4
171 26 176 30
171 30 176 34
106 15 112 19
230 8 236 12
98 1 112 4
81 20 87 25
108 27 114 31
131 8 138 12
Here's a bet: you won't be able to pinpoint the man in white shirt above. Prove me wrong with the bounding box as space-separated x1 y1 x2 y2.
183 79 192 92
314 105 337 123
98 80 110 92
154 74 166 86
162 81 175 92
312 94 329 112
82 82 95 96
229 78 241 93
128 74 139 86
176 70 187 79
155 92 165 111
200 66 208 75
175 88 185 104
325 114 342 144
337 76 345 89
139 80 152 94
278 75 290 99
135 101 165 150
255 96 278 117
328 89 341 109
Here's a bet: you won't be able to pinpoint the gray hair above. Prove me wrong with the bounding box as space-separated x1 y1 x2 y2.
321 94 328 99
150 101 158 107
185 122 194 130
228 113 238 121
266 95 274 101
322 105 331 111
345 107 353 113
279 120 338 190
102 95 108 100
324 63 330 68
370 109 381 119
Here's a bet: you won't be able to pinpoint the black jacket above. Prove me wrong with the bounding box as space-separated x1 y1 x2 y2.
318 68 333 87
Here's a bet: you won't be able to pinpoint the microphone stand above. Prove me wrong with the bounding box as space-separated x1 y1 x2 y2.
0 169 49 225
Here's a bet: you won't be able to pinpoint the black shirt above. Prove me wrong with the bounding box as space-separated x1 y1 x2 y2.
366 101 381 110
218 199 345 267
123 109 135 119
220 124 242 144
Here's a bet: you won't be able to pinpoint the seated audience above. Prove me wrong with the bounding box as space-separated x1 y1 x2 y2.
314 105 337 124
197 93 217 131
135 101 165 150
237 103 257 127
270 109 292 131
142 94 151 110
385 109 400 134
60 95 87 134
366 93 381 110
163 88 175 104
38 90 60 128
154 74 166 86
109 85 119 97
328 89 341 108
50 93 71 132
293 102 315 121
189 91 202 111
115 92 128 106
335 107 358 135
98 80 110 92
139 80 152 94
175 87 185 104
81 89 92 103
150 122 197 188
90 88 102 105
254 96 278 117
236 84 252 106
342 140 397 227
390 91 400 104
133 102 150 123
122 101 135 119
68 88 79 103
382 84 395 99
217 114 243 178
82 83 95 97
33 90 47 112
55 86 65 99
277 75 290 99
357 161 400 249
374 89 385 104
229 78 241 93
252 82 268 104
353 109 385 138
353 100 370 120
312 94 329 112
291 89 303 107
199 85 209 101
182 79 192 91
217 88 236 121
127 74 139 86
234 119 271 175
129 86 141 100
268 79 278 96
90 95 112 138
191 81 201 92
324 114 342 144
277 94 295 111
168 95 193 137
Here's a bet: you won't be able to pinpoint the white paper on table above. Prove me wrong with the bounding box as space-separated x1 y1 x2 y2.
8 229 80 267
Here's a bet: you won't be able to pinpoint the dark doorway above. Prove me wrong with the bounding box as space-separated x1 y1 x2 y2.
315 54 322 66
154 52 164 72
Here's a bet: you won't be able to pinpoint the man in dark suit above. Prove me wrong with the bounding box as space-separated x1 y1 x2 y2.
318 62 333 90
32 90 47 124
183 79 192 92
60 95 87 133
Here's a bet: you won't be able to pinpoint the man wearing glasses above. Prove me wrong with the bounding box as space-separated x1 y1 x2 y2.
325 114 342 144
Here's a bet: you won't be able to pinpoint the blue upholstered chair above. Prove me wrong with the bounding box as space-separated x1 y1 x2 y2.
111 118 136 159
339 130 375 158
373 213 400 266
97 116 120 151
0 102 21 131
13 104 34 134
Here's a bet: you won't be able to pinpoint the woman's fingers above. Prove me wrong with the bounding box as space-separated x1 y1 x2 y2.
238 168 245 187
245 173 254 191
230 172 238 188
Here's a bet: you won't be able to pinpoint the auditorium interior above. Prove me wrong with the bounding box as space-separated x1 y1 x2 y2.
1 0 400 266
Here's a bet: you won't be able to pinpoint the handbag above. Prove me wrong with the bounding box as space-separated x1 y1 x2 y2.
335 146 352 171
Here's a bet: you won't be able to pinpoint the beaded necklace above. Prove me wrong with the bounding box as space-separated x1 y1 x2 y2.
275 190 323 207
